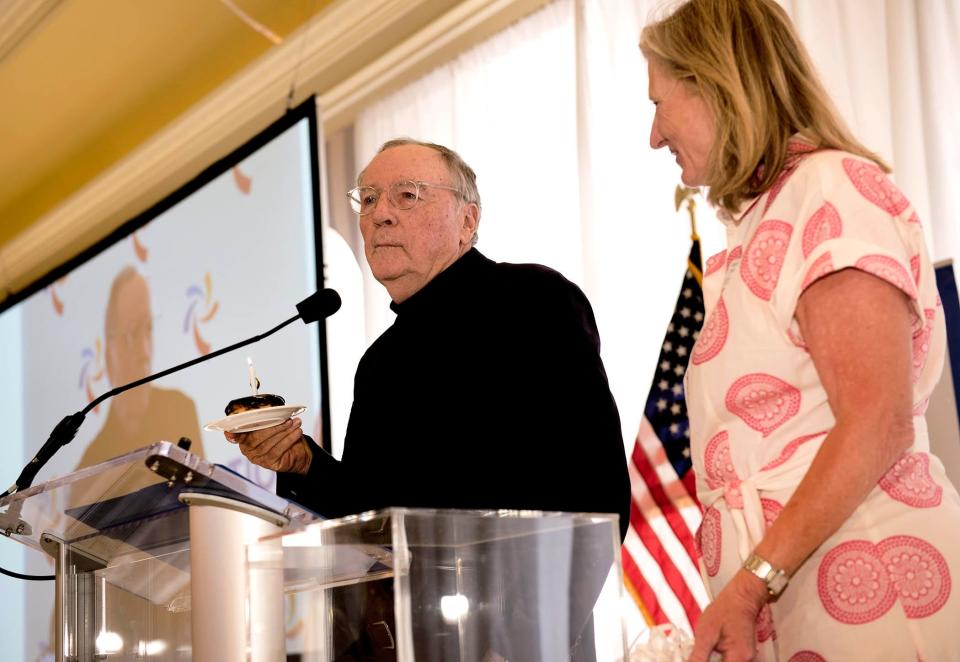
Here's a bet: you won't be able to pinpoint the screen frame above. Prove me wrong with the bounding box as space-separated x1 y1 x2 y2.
1 96 332 451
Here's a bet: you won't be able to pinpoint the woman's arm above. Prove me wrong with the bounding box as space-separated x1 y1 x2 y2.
689 267 916 662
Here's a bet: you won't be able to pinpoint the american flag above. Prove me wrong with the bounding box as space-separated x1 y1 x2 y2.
621 229 711 634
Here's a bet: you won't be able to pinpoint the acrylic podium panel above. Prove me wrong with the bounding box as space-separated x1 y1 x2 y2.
248 508 628 661
0 441 317 661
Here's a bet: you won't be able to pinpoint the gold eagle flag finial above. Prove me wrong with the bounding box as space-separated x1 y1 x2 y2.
674 185 699 241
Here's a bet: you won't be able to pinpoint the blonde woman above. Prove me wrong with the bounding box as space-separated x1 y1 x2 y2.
640 1 960 660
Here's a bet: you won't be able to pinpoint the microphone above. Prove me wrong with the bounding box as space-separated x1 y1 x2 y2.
0 289 341 499
296 288 341 324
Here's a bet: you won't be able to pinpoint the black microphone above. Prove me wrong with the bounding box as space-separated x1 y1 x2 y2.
296 288 341 324
0 288 341 499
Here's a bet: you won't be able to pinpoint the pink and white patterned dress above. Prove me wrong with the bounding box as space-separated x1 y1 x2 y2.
686 142 960 661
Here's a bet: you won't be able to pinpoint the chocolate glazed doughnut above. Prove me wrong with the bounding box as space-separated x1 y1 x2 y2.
224 393 285 416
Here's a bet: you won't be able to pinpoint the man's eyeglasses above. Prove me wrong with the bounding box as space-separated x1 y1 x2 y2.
346 180 463 215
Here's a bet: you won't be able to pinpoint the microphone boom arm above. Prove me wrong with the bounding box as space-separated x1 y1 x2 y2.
2 311 303 499
84 312 301 416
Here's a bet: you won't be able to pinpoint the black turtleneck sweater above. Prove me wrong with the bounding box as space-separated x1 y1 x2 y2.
279 248 630 540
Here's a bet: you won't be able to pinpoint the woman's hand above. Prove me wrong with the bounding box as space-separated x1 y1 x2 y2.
224 417 312 474
687 569 769 662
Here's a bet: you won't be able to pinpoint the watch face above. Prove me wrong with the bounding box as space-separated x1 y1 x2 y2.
768 572 789 596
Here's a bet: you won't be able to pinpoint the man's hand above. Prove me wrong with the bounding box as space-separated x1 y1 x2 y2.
224 417 312 475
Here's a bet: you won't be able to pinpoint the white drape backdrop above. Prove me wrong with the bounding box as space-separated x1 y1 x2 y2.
343 0 960 647
353 0 712 462
351 0 960 463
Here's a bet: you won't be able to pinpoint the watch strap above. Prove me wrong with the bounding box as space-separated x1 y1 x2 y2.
743 552 789 598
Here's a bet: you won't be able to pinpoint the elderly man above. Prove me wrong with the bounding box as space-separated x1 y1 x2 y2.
228 139 629 660
229 138 628 531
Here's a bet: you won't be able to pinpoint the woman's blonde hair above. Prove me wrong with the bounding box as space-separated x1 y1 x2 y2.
640 0 889 214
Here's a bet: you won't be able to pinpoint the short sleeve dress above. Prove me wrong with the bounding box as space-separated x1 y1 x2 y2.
684 141 960 661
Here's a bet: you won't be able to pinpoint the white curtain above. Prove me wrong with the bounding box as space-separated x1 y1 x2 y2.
781 0 960 262
351 0 960 457
353 0 583 341
347 0 960 647
352 0 707 460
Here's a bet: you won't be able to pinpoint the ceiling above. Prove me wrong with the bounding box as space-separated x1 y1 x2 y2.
0 0 389 249
0 0 547 302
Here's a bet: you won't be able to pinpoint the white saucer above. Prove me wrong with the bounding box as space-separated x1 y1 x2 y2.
204 405 307 433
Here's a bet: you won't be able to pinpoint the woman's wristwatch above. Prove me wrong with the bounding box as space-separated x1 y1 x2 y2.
743 552 790 598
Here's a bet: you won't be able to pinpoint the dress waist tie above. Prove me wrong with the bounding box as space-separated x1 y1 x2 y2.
700 439 823 563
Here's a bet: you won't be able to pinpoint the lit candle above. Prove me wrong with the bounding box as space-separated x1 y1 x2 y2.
247 356 259 395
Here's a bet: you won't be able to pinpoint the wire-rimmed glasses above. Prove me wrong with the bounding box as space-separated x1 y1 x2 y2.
346 180 463 215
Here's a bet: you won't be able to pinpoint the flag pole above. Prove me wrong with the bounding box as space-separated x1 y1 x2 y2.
674 185 699 241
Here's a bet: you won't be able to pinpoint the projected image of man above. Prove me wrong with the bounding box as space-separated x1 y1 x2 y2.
77 266 205 469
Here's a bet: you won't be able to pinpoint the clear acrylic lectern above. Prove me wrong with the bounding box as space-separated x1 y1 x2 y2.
0 441 317 661
248 508 628 661
1 445 627 661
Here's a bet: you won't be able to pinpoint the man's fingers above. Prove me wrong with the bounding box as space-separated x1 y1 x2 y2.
241 421 302 459
248 428 306 470
238 419 305 471
234 418 302 452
